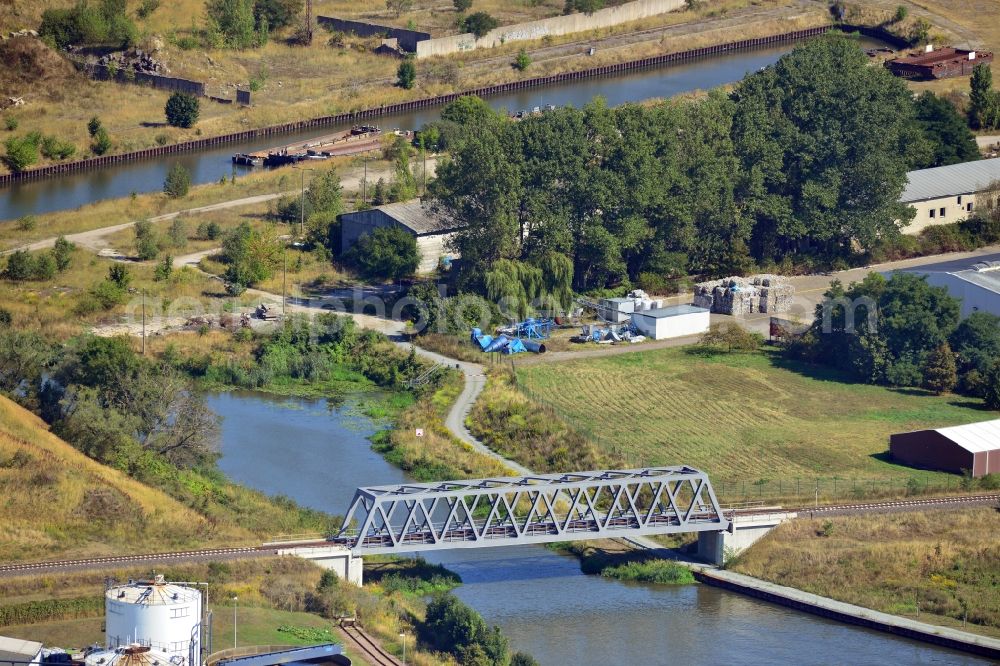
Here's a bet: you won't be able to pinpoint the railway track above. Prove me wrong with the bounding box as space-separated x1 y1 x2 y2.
0 546 272 577
1 494 996 577
339 625 403 666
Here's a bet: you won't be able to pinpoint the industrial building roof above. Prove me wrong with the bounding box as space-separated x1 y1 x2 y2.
0 636 43 663
346 200 459 235
215 644 346 666
932 419 1000 454
900 158 1000 203
633 305 709 318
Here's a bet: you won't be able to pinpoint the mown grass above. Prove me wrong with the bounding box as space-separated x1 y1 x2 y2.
517 347 996 484
733 508 1000 637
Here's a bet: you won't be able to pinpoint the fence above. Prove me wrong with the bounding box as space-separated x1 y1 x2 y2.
0 24 893 188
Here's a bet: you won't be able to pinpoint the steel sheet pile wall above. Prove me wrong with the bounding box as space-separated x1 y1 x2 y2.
2 25 882 188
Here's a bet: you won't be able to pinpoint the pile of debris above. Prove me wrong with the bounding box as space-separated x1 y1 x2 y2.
96 48 169 75
693 274 794 315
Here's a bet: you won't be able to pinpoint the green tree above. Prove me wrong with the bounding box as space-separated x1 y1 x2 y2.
511 654 540 666
87 116 103 137
154 254 174 281
206 0 260 48
4 132 41 172
912 91 980 168
564 0 605 13
970 62 1000 130
453 0 472 11
462 11 498 38
731 34 924 260
349 226 419 279
168 218 188 248
107 264 132 290
4 250 36 281
385 0 413 17
32 253 57 281
922 341 958 394
950 312 1000 395
389 144 417 202
165 92 200 129
221 222 281 290
984 360 1000 410
163 163 191 198
397 59 416 89
253 0 303 30
92 127 112 155
133 220 160 260
513 48 531 71
53 236 76 271
40 135 76 160
699 322 763 352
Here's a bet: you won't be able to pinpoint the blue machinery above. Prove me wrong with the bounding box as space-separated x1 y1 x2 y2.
470 317 553 355
333 467 729 555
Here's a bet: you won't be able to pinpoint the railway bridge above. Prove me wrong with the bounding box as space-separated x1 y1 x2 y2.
276 467 787 582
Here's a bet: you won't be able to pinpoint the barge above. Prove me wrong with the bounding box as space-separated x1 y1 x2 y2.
232 125 382 167
886 46 993 80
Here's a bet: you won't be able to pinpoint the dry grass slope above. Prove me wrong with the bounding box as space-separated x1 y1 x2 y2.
733 508 1000 636
0 394 252 561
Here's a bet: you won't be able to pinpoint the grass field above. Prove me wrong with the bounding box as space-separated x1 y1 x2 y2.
516 347 997 485
733 507 1000 636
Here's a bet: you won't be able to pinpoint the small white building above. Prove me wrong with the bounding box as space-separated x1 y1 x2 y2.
631 304 710 340
339 199 463 274
0 636 42 666
900 159 1000 235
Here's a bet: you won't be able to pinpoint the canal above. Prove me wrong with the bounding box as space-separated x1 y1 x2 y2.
1 36 890 221
209 391 991 665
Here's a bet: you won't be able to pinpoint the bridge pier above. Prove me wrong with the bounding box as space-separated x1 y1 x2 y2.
276 545 364 586
697 511 796 566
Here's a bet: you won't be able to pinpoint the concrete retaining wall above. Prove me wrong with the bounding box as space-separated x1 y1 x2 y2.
416 0 684 58
318 16 430 52
79 62 207 96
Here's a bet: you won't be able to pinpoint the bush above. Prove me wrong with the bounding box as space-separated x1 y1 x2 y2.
92 280 127 309
461 11 498 38
87 116 102 137
165 92 200 128
39 1 137 48
164 163 191 197
698 323 763 352
107 264 132 289
154 255 173 281
137 0 160 19
92 127 112 155
4 132 41 172
4 116 18 131
254 0 303 31
397 59 416 89
16 215 36 232
513 48 531 71
4 250 37 281
41 135 76 160
53 236 75 271
453 0 472 10
600 559 695 584
133 220 160 260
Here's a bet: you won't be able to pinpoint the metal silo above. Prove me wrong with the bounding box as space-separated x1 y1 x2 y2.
105 576 203 666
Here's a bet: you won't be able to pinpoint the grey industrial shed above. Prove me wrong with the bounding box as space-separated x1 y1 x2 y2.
900 158 1000 234
339 200 462 273
889 419 1000 477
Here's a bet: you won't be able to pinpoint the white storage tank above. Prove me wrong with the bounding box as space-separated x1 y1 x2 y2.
105 576 202 666
86 646 182 666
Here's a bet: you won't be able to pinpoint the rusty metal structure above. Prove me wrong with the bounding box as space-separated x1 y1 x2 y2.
335 467 729 555
887 47 993 79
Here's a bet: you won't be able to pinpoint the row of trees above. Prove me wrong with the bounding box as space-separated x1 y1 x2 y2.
791 272 1000 406
40 0 138 49
205 0 303 49
3 237 75 282
428 35 981 296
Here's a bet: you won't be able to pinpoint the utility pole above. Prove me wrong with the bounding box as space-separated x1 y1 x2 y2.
304 0 313 44
282 247 287 318
232 596 238 649
141 290 146 355
298 167 314 238
363 151 369 203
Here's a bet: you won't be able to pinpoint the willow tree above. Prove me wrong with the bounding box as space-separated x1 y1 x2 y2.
485 259 542 320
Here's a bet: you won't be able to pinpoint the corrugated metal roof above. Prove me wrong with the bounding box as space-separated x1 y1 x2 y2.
934 419 1000 454
952 268 1000 295
373 200 459 235
634 305 709 318
900 158 1000 203
0 636 43 662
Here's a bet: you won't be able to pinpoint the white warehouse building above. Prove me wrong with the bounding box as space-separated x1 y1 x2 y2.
631 304 710 340
105 576 203 666
900 158 1000 235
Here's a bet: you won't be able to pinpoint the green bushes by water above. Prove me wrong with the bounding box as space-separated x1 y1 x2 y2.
601 560 695 585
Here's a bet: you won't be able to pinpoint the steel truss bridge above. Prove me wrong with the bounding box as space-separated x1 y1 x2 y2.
334 467 730 555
